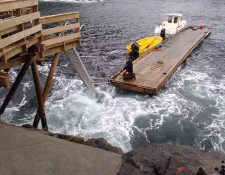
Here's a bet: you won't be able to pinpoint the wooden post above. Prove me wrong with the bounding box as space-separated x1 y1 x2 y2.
75 16 81 46
33 53 60 128
0 55 33 114
31 54 48 130
0 71 10 89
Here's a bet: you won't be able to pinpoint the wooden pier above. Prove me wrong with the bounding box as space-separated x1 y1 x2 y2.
0 0 82 130
110 26 212 95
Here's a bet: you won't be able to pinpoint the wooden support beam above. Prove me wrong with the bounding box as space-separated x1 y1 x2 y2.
31 55 48 130
41 23 80 36
0 24 42 49
0 56 28 70
0 36 40 61
33 53 60 128
0 26 19 37
75 16 80 33
40 38 79 51
40 41 80 57
15 8 27 56
40 12 79 25
0 55 34 115
0 71 10 89
0 0 38 12
0 57 7 64
42 53 60 102
41 33 81 48
0 12 40 31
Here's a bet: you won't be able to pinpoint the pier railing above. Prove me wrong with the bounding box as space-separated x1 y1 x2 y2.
38 12 81 58
0 0 42 88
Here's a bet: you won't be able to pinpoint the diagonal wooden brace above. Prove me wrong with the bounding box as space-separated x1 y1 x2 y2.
33 53 60 129
31 54 48 130
0 55 33 115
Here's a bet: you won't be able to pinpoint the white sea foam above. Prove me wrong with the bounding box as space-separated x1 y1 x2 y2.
36 73 191 151
29 58 222 152
45 79 140 151
174 58 225 151
1 50 225 153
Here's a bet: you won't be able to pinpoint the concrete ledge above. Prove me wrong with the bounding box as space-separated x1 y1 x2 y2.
0 122 122 175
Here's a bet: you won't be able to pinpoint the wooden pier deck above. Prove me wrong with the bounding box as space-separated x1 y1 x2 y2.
109 26 212 95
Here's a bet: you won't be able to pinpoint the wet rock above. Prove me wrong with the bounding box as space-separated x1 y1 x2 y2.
219 165 225 175
196 167 207 175
219 169 225 175
68 136 84 144
21 124 33 128
56 133 84 144
46 132 55 137
20 125 123 154
222 165 225 170
84 138 123 154
118 144 225 175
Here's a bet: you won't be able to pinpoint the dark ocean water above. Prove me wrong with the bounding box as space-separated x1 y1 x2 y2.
1 0 225 152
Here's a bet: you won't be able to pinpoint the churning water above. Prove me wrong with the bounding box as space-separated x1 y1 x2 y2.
1 0 225 152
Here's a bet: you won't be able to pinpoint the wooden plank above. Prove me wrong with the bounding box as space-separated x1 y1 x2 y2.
75 17 80 33
41 23 80 36
42 37 80 50
40 12 79 25
0 24 42 49
155 33 207 93
0 56 27 70
0 0 38 12
1 38 29 55
0 12 40 31
0 26 19 37
0 71 10 89
40 41 80 57
41 33 81 47
110 81 155 94
0 36 40 61
152 30 204 85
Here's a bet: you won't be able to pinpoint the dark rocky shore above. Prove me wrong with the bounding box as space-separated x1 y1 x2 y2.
22 124 225 175
118 144 225 175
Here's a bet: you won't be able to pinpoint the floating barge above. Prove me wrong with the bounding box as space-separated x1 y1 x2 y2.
109 26 212 95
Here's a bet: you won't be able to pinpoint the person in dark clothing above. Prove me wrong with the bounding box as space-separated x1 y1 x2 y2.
130 42 139 61
123 57 135 80
160 28 166 41
123 59 133 73
129 52 137 62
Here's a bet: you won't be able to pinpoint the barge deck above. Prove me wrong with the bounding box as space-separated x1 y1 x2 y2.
109 26 212 95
